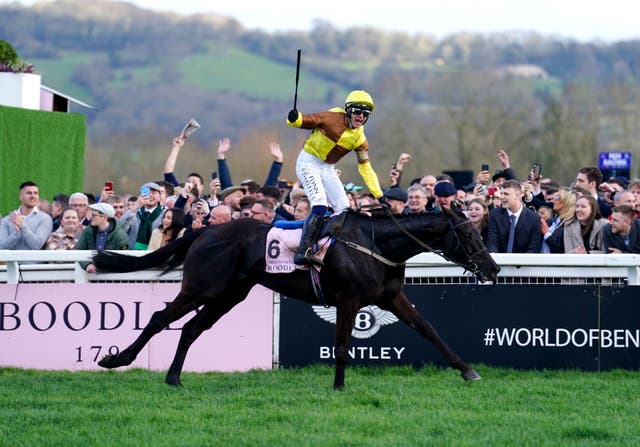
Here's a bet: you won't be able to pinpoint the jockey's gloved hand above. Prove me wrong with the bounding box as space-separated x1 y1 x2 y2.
378 196 389 208
288 109 299 122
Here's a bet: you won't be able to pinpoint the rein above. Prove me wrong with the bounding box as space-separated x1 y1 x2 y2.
334 238 405 267
340 205 482 276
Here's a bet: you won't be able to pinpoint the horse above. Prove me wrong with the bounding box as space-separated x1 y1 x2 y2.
92 205 500 390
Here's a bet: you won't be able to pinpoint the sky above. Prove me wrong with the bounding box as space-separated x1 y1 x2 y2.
5 0 640 43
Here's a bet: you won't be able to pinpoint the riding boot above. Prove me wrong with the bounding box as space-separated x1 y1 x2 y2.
294 214 325 267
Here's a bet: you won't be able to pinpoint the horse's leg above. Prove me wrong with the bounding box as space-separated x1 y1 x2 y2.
333 300 360 391
381 291 480 381
98 292 198 369
165 283 254 386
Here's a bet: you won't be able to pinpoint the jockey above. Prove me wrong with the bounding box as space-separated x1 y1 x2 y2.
286 90 384 267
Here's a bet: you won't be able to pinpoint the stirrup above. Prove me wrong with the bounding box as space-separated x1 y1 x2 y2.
295 247 324 267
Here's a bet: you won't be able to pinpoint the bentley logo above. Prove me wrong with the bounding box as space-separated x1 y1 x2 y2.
312 305 399 339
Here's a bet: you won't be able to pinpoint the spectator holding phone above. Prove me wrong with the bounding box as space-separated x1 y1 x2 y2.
119 182 164 249
388 153 412 188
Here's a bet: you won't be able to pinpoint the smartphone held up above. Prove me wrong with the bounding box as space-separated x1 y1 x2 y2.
531 163 542 181
104 181 113 191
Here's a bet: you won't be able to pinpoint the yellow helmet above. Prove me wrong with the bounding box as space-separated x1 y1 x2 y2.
345 90 375 111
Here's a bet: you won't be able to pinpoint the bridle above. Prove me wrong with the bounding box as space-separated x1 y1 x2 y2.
446 218 491 277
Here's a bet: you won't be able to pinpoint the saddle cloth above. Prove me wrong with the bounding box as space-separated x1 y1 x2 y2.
265 227 332 273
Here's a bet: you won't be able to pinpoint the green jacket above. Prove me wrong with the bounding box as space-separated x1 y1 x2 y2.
76 219 129 269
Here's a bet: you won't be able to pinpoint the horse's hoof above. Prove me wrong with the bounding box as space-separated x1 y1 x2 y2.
98 354 129 369
165 374 182 387
98 354 117 369
461 369 481 381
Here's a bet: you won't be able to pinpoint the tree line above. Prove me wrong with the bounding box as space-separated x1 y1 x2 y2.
2 1 640 193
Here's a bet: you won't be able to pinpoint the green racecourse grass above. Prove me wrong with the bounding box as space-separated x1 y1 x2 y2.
0 366 638 447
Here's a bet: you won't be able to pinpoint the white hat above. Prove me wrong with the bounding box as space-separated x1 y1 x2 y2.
89 202 115 219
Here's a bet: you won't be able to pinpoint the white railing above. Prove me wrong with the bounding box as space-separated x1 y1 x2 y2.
1 250 640 285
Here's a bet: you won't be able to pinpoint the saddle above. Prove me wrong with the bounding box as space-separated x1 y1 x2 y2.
265 213 347 274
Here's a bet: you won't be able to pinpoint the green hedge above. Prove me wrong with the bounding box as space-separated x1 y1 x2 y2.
0 105 85 215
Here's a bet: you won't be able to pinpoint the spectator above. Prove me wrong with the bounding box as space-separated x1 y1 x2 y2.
106 195 127 220
250 199 275 224
293 197 311 221
466 198 489 245
241 180 261 197
220 185 247 213
163 136 206 198
492 149 520 186
257 185 291 221
148 208 186 251
69 192 90 228
187 198 210 232
419 174 437 209
77 203 129 272
574 166 612 218
126 195 137 212
0 181 53 250
628 179 640 215
238 195 257 219
119 182 164 250
44 207 82 250
388 153 412 188
50 193 70 232
215 138 285 190
205 176 222 209
546 195 607 254
357 194 376 209
406 184 428 213
537 206 553 221
540 188 578 253
208 204 233 225
612 190 636 210
38 198 52 217
346 191 358 210
603 205 640 254
487 180 541 253
287 185 307 209
156 180 174 204
382 187 408 214
434 181 458 210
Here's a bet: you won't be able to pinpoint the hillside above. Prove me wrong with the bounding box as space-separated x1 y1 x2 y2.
2 0 640 191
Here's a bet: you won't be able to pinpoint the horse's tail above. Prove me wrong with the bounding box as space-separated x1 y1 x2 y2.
92 229 204 273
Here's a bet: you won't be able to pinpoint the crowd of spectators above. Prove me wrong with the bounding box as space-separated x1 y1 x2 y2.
2 138 640 270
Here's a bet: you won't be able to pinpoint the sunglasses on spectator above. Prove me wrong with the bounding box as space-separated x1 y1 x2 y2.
350 107 371 117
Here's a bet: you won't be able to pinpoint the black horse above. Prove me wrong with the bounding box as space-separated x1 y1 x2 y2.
93 206 499 390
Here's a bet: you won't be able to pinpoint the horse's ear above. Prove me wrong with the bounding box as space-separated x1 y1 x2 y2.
443 203 466 219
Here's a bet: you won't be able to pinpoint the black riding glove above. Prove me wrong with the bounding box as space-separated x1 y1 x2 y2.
378 196 389 208
288 109 299 122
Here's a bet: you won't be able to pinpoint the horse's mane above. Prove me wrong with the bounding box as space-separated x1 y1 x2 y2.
349 208 444 220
